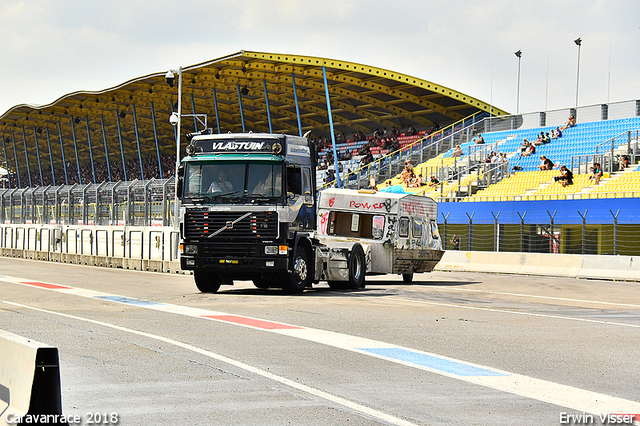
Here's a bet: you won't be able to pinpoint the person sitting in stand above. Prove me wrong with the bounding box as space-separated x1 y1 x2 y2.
368 175 377 191
533 133 543 146
589 162 603 185
428 175 440 187
399 162 414 186
537 155 554 171
620 155 630 170
474 134 485 144
452 144 463 157
560 115 576 132
554 165 574 187
519 141 535 157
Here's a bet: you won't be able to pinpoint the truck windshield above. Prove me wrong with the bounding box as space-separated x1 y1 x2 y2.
184 161 283 200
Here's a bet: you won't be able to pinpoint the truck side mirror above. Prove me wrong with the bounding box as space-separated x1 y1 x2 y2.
176 164 185 198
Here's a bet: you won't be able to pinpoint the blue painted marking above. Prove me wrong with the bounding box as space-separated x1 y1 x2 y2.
95 296 162 306
359 348 507 377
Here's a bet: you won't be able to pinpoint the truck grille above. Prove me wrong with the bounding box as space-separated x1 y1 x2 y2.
184 210 278 240
200 242 260 257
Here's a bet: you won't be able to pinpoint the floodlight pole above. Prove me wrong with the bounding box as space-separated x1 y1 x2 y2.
574 38 582 109
168 66 183 229
515 50 522 115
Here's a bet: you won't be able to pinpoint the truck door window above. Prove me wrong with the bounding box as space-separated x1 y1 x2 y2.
302 168 312 204
372 215 385 239
398 217 410 237
412 219 423 237
286 167 302 194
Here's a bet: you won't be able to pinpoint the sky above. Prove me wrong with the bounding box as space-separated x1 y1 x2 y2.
1 0 638 119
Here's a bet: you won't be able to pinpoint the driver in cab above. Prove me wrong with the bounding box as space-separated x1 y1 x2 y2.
207 169 233 193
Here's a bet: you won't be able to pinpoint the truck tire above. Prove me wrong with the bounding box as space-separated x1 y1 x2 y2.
402 273 414 283
347 244 366 289
194 271 222 293
282 245 311 294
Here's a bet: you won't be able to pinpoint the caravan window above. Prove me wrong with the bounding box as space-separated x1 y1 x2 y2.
372 215 385 239
398 217 410 237
412 219 423 237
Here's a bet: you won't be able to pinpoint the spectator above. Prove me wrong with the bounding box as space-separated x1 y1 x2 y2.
450 234 460 250
620 155 630 170
589 162 603 185
520 141 535 157
560 115 576 132
368 175 377 190
428 175 440 187
554 166 574 187
474 134 485 144
537 156 554 171
452 144 463 157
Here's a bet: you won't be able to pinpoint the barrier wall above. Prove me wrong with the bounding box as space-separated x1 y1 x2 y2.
435 250 640 281
0 331 66 426
0 225 185 274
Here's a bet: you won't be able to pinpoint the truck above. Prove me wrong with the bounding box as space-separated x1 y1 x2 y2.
177 131 444 293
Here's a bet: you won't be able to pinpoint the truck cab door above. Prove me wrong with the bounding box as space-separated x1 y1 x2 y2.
301 167 315 230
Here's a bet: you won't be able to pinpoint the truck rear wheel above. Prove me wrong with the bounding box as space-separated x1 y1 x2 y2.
402 273 414 283
282 245 311 294
347 244 366 289
194 271 222 293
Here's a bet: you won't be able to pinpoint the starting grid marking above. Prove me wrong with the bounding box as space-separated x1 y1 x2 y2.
2 276 640 420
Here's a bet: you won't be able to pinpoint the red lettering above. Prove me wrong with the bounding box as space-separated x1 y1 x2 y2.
349 200 385 210
329 198 335 207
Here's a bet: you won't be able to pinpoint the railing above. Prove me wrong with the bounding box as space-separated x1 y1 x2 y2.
320 112 489 191
0 178 175 226
590 129 640 172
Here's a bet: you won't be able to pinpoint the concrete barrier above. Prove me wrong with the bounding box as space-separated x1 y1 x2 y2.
435 251 640 281
0 330 67 426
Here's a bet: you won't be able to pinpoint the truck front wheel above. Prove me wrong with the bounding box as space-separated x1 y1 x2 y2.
194 271 222 293
282 245 311 294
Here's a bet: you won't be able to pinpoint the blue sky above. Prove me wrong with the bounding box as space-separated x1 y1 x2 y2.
1 0 638 117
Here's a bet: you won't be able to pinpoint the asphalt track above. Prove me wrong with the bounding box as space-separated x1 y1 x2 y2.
1 257 639 426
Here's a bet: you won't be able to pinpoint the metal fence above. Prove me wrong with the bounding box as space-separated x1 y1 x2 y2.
0 178 176 226
439 208 639 256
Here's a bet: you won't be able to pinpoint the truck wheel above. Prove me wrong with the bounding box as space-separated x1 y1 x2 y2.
194 271 222 293
347 244 366 289
283 245 311 294
402 273 414 283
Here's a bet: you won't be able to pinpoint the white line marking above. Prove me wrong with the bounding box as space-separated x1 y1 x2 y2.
383 296 640 329
0 299 420 426
428 286 640 309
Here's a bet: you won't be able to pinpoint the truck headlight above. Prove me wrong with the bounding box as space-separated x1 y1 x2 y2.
265 246 278 255
185 244 198 254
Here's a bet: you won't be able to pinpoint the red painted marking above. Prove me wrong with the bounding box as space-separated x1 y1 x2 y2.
20 281 72 290
202 315 303 330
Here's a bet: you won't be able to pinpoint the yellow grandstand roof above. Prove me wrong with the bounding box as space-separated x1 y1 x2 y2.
0 50 508 170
